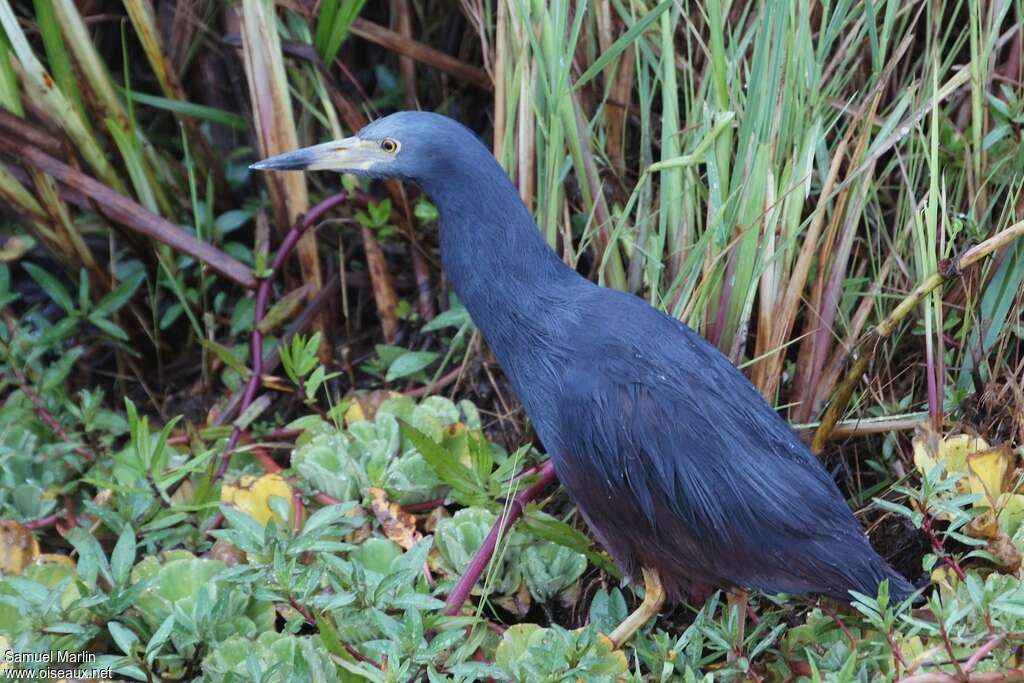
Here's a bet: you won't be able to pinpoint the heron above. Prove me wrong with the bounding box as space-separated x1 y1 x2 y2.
252 111 915 646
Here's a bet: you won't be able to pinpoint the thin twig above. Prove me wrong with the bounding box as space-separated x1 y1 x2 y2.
0 132 257 288
214 193 348 480
443 460 558 615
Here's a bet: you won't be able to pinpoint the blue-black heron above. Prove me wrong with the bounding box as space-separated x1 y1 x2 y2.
253 111 914 645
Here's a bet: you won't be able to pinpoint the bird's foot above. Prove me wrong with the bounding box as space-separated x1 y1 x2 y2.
608 568 666 648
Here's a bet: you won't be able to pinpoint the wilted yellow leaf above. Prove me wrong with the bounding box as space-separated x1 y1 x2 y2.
344 390 402 425
208 539 246 566
0 236 29 262
912 429 989 486
966 445 1011 505
966 509 1000 539
987 533 1023 574
0 520 39 575
446 423 469 437
369 487 421 550
930 566 959 592
494 581 532 619
220 473 296 527
35 553 76 571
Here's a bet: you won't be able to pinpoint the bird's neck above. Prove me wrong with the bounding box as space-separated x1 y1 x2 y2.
421 155 585 364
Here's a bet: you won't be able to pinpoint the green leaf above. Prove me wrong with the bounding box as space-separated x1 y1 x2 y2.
257 285 309 334
385 350 439 382
77 268 90 312
88 313 130 341
36 316 79 349
144 614 174 665
422 304 470 333
23 262 74 313
92 271 145 318
573 0 673 89
200 339 251 379
107 621 139 657
314 610 357 663
399 421 486 505
314 0 368 65
110 525 136 586
413 198 438 223
118 87 248 129
521 507 621 577
301 502 353 536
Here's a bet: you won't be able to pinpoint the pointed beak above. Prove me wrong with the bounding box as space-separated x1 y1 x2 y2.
250 136 383 173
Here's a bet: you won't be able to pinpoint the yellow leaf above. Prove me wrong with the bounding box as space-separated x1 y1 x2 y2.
912 428 990 498
0 520 39 575
911 425 943 477
0 236 29 262
344 390 402 425
966 445 1011 505
966 509 1000 540
220 473 295 527
930 566 958 593
35 553 76 571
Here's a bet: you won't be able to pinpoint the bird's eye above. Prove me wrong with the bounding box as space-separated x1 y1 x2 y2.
380 139 399 154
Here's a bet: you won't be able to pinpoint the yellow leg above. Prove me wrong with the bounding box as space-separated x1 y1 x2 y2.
724 589 749 651
726 589 748 666
608 568 666 648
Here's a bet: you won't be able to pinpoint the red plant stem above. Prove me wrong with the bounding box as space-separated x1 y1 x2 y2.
820 604 858 648
404 366 462 398
292 492 304 532
25 513 60 529
964 635 1006 673
401 498 446 514
889 632 910 674
205 511 224 533
899 670 1024 683
215 193 348 481
939 622 968 681
265 427 301 440
921 514 967 580
314 491 344 506
443 460 558 616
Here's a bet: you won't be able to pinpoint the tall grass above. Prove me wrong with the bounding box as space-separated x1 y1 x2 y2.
0 0 1021 438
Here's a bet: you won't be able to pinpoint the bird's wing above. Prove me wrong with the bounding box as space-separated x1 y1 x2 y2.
551 289 905 599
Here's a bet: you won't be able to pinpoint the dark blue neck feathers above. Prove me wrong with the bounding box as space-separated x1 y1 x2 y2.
407 120 591 440
417 140 584 358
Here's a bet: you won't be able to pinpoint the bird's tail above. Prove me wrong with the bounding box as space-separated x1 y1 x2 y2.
846 547 917 604
877 565 917 603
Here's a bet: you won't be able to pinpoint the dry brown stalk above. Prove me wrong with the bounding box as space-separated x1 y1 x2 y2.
0 132 257 288
811 218 1024 453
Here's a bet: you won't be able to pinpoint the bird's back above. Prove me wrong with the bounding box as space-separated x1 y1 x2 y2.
528 286 913 602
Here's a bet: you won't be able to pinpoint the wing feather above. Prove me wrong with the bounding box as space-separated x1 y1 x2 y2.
547 289 913 601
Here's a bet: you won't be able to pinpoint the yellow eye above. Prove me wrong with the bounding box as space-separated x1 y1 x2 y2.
380 138 399 154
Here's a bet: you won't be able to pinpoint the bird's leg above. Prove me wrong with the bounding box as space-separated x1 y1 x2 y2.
726 589 748 667
729 589 748 643
608 568 665 648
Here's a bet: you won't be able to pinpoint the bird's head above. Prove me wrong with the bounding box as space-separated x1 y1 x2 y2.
250 111 482 186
